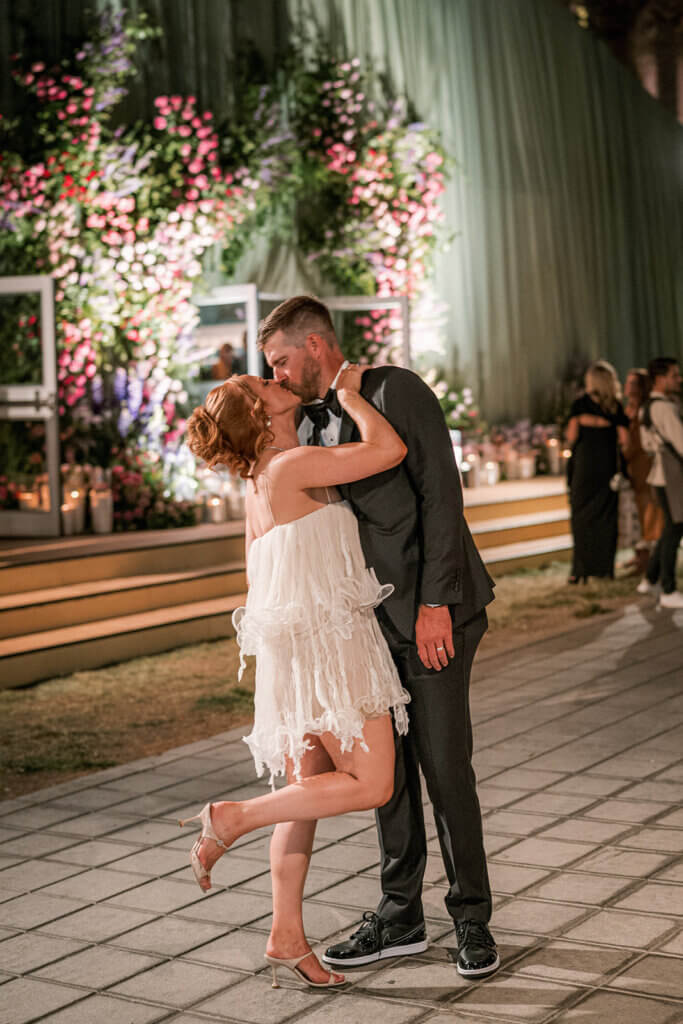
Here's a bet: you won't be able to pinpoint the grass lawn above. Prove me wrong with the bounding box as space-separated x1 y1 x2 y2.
0 559 664 799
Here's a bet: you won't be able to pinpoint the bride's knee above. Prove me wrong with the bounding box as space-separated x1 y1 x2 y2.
360 774 394 810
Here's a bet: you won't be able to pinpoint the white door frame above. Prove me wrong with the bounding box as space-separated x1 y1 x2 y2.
0 275 61 537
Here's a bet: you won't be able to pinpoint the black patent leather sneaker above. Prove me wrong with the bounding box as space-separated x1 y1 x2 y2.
322 911 428 967
455 920 500 978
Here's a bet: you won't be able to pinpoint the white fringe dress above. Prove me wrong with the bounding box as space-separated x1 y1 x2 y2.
232 500 410 785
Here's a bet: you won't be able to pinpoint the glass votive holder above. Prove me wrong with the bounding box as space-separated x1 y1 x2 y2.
205 495 228 523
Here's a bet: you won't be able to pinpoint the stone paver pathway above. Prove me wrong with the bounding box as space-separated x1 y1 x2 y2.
1 600 681 1024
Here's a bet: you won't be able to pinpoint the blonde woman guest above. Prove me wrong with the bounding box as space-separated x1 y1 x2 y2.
183 366 411 989
566 362 629 582
623 368 664 576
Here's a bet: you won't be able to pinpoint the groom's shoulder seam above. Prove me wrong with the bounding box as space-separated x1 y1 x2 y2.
365 365 421 386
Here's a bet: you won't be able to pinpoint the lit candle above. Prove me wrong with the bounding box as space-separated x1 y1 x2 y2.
464 452 481 488
69 488 86 533
484 460 500 486
546 438 560 475
90 488 113 533
61 502 77 535
519 453 536 479
504 447 519 481
206 495 227 523
18 488 40 511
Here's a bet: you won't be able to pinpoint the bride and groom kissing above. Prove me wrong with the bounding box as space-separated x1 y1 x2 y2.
184 295 498 989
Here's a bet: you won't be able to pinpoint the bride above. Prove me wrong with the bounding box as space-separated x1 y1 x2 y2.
184 365 410 988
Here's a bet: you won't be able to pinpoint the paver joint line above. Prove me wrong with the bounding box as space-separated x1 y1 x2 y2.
0 607 681 1022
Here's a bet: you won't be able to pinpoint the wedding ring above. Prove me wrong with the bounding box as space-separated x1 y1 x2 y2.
436 646 445 651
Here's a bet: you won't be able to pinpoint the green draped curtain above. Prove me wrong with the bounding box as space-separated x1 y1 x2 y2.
292 0 683 420
2 0 682 419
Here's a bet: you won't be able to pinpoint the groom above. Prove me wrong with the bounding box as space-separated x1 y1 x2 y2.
258 295 498 978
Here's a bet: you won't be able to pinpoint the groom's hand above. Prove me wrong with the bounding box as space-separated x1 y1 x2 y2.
415 605 454 671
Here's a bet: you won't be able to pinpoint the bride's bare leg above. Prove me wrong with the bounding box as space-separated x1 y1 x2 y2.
197 716 394 878
267 742 342 984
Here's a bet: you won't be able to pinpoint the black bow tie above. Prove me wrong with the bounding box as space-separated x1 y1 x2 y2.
302 389 342 444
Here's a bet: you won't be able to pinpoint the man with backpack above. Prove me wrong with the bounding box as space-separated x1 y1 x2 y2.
638 357 683 609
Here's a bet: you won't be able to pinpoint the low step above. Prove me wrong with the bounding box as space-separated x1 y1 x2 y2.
0 594 247 689
470 509 569 550
464 478 568 524
482 533 573 576
0 562 246 639
0 522 245 596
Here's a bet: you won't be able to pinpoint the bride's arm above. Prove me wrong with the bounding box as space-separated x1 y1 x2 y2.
272 367 407 489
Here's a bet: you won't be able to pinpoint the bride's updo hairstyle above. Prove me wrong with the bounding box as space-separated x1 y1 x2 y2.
186 377 273 478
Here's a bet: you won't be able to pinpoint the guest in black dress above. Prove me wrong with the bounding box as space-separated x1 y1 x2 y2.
566 362 630 582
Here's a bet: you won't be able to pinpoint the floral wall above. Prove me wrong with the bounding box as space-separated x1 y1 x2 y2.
0 9 450 525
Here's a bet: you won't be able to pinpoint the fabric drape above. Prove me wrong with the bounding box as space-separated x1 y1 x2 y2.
296 0 682 419
3 0 682 419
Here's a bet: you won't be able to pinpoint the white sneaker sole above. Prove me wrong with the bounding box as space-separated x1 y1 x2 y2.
457 952 501 978
322 937 428 968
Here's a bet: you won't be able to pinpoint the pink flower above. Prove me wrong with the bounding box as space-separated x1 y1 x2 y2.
170 95 183 109
153 116 167 130
188 158 203 174
31 62 45 73
154 95 169 107
178 125 191 137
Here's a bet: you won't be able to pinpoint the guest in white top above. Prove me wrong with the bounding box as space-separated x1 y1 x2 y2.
638 357 683 608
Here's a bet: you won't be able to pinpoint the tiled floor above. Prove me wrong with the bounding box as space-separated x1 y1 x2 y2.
1 600 681 1023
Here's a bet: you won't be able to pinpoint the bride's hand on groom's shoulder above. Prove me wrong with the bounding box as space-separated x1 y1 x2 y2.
336 363 364 396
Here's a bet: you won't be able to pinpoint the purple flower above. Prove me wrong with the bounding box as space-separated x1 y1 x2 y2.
127 373 143 417
90 374 103 408
113 367 127 401
117 407 132 437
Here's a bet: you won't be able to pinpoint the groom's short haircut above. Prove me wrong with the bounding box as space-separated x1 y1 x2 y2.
257 295 337 350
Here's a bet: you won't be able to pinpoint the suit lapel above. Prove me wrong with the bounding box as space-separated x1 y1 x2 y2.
339 370 379 445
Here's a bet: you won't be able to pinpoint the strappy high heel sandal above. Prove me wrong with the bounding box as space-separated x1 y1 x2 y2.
264 952 346 989
179 802 228 891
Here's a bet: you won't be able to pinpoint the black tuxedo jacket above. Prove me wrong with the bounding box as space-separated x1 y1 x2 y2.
331 365 495 639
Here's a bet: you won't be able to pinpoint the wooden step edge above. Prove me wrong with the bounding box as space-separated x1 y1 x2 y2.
481 533 573 565
2 614 240 689
0 520 246 570
0 562 246 612
463 477 568 508
0 594 248 659
470 509 570 535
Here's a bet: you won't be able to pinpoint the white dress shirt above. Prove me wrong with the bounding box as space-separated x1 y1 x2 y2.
297 361 349 447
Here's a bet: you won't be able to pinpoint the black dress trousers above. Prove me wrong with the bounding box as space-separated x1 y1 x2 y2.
374 608 492 928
